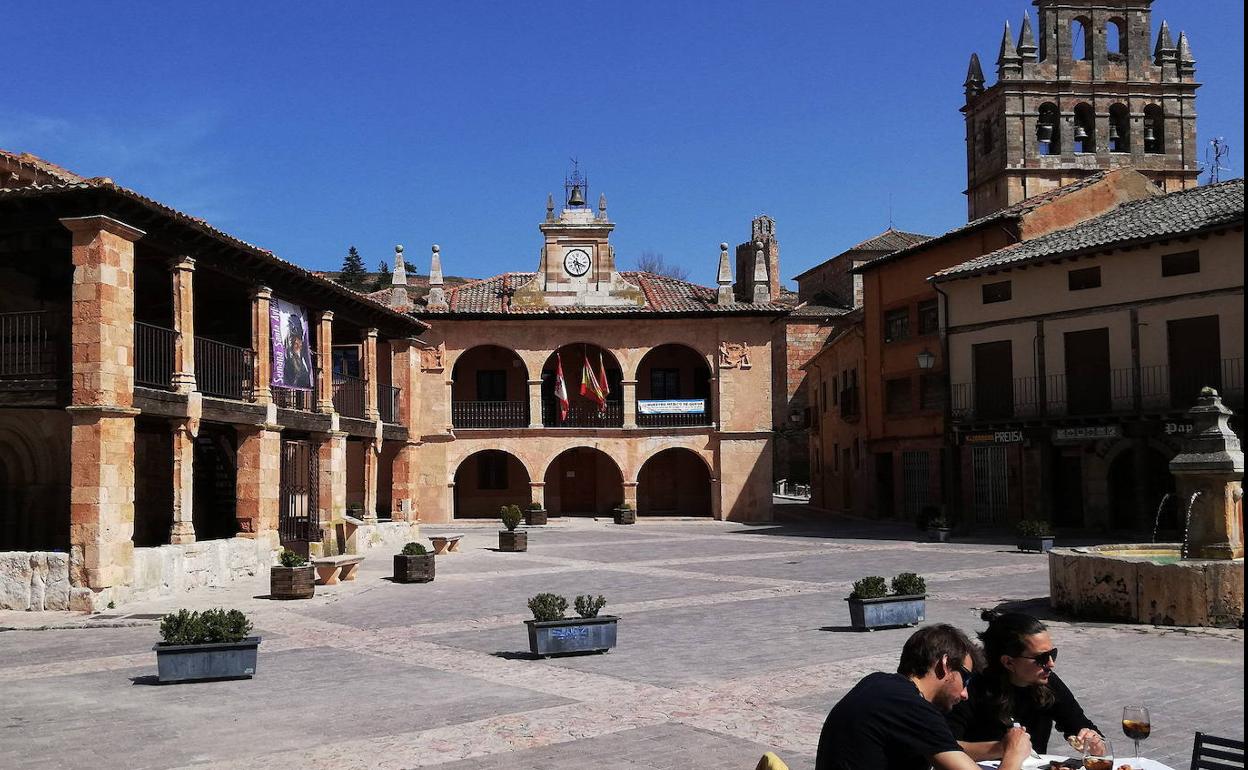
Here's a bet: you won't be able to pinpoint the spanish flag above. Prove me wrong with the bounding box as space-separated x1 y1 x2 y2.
554 353 569 421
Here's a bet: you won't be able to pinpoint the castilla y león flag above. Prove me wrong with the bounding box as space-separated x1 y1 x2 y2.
580 347 607 413
554 353 570 421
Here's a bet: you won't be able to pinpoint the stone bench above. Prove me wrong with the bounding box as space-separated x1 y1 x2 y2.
312 554 364 585
429 533 465 555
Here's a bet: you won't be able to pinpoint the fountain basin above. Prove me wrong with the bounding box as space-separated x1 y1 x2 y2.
1049 544 1244 627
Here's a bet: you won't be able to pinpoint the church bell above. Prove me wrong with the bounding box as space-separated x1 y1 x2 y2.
1036 123 1054 143
1144 123 1157 142
1073 123 1089 141
567 183 586 207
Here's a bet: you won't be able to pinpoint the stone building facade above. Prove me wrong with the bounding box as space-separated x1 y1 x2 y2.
0 150 424 610
964 0 1200 220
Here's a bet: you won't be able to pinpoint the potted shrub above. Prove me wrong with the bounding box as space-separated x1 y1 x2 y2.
925 515 952 543
499 504 527 552
525 592 619 657
1016 519 1055 553
613 502 636 525
270 548 314 600
524 501 548 527
846 572 927 631
153 608 260 683
393 541 435 583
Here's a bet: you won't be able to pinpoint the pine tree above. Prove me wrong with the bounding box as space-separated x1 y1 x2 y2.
374 260 392 290
338 246 368 291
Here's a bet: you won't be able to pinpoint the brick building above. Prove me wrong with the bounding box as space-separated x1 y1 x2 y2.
0 149 426 610
374 182 785 523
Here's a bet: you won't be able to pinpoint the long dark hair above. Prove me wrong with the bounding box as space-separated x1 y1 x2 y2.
978 610 1054 726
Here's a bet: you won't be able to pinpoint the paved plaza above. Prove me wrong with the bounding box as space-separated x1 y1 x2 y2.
1 514 1242 769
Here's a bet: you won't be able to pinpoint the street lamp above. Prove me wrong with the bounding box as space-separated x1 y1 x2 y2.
916 348 936 370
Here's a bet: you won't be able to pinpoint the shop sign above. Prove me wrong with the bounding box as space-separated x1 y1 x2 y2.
1053 425 1122 444
1163 421 1194 436
962 430 1023 445
637 399 706 415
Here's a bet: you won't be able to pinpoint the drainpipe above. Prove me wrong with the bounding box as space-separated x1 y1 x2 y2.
932 280 960 527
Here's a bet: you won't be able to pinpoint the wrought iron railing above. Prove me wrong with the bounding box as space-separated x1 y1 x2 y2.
0 310 55 378
636 401 712 427
542 401 624 428
379 384 401 424
332 372 366 419
952 359 1243 422
194 337 253 401
273 386 315 411
134 322 177 390
453 400 529 428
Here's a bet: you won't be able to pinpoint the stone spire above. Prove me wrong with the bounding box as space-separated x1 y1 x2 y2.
716 242 733 306
964 53 985 100
425 244 447 311
751 241 769 304
1177 31 1196 77
391 244 407 286
1154 20 1176 64
545 193 555 223
996 21 1021 79
597 192 608 221
1016 13 1037 62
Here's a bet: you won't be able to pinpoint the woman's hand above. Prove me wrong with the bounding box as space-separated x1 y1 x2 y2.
1067 729 1106 755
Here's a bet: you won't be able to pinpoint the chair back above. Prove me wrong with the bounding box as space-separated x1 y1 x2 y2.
1192 732 1246 770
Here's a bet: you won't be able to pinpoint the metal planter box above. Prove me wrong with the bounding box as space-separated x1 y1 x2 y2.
1018 537 1055 553
153 637 261 683
526 616 619 657
847 595 926 630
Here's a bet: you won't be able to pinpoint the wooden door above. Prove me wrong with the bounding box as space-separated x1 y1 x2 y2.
972 341 1014 419
1167 316 1221 408
559 449 599 515
1064 328 1111 415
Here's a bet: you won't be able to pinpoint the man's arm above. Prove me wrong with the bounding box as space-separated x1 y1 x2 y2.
956 740 1004 761
933 726 1032 770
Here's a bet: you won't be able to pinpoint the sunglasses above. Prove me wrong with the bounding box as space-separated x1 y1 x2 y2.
1016 648 1058 666
950 660 977 688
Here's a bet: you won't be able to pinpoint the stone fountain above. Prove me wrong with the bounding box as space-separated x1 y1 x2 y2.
1049 388 1244 627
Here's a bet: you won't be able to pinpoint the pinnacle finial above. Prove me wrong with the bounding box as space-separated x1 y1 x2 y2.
597 192 608 220
716 242 733 305
426 243 447 310
1017 13 1037 61
751 240 769 304
546 193 555 222
392 244 407 287
1177 31 1195 64
964 53 985 98
1155 20 1176 63
996 21 1019 63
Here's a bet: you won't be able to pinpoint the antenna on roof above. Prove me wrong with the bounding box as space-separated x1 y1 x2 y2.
887 193 894 229
1203 138 1232 184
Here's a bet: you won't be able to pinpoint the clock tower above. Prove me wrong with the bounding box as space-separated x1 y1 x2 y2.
511 169 645 309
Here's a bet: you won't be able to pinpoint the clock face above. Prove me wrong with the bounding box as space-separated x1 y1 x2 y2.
563 248 592 277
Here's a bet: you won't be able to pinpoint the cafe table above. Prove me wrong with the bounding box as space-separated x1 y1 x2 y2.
977 755 1177 770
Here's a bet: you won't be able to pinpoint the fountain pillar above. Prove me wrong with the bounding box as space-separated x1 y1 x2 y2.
1169 388 1244 560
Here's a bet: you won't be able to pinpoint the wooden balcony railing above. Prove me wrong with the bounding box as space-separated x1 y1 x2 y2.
194 337 253 400
452 400 529 428
134 322 177 390
0 311 56 378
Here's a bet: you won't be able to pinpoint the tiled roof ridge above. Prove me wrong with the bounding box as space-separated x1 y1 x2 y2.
0 148 87 184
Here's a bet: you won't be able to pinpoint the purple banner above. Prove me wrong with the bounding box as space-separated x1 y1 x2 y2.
270 299 314 390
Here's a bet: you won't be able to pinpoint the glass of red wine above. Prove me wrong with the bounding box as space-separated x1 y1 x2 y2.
1122 705 1151 763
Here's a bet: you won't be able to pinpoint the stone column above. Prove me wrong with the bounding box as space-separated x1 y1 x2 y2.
622 379 638 428
169 415 199 544
316 430 348 525
363 328 380 420
170 256 197 394
527 379 544 428
316 311 335 413
390 337 420 427
530 481 546 508
362 437 380 520
236 425 281 538
391 442 420 521
251 286 273 404
60 215 144 597
622 480 639 509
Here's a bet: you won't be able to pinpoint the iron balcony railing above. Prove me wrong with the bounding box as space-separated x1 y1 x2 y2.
273 351 319 411
636 400 712 427
134 322 177 390
379 383 401 424
332 372 367 419
952 358 1244 422
452 400 529 428
542 401 624 428
194 337 253 401
0 310 56 378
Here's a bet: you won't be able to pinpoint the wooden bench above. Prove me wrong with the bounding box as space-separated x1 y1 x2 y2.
312 554 364 585
429 533 465 554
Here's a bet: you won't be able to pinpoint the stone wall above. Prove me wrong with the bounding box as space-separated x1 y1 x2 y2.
122 534 281 609
0 552 71 611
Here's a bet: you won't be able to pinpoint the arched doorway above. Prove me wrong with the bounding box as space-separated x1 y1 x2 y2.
1108 445 1175 531
636 344 712 427
451 345 529 428
637 448 712 517
453 450 531 518
540 344 623 427
543 447 623 516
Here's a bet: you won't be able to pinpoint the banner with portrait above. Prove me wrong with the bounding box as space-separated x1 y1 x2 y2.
270 299 314 391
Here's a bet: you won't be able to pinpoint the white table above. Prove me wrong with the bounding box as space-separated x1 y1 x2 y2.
977 755 1177 770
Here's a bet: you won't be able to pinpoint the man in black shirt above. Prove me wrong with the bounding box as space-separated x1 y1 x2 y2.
815 623 1032 770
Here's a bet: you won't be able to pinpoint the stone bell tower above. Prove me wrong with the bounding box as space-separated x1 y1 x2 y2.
511 166 644 309
963 0 1200 220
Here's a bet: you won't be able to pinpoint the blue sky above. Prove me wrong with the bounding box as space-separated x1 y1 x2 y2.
3 1 1243 286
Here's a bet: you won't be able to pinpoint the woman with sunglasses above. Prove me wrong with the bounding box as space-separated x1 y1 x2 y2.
947 611 1105 760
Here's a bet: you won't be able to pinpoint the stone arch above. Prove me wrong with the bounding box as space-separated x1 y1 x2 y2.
1106 17 1128 59
1070 16 1092 61
452 449 532 519
0 409 70 550
637 447 713 517
1101 438 1178 532
540 344 625 426
1073 102 1097 154
1037 102 1062 155
1143 104 1165 154
542 446 623 517
1108 103 1131 153
635 343 714 427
